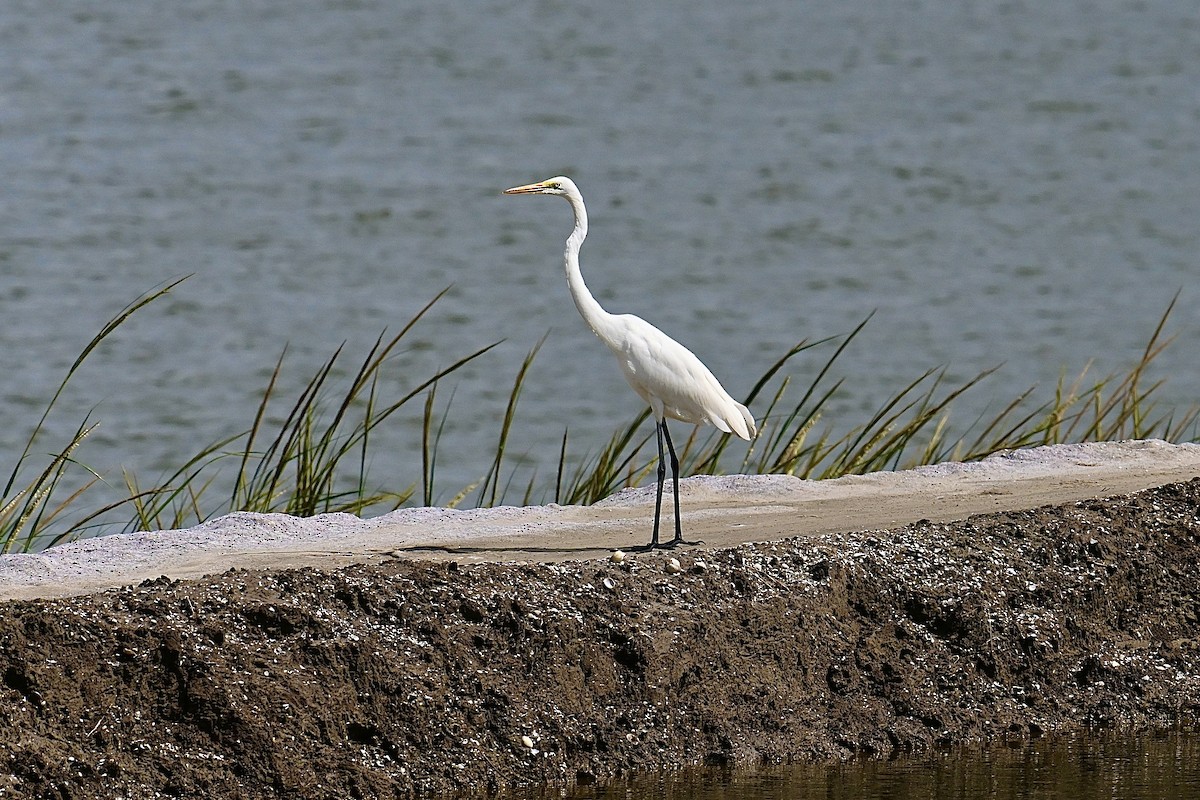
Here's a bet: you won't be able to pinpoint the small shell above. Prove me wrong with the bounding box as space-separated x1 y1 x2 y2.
665 557 682 574
521 735 535 749
610 550 626 563
602 577 616 590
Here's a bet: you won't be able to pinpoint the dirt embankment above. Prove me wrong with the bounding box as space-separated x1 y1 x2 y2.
2 479 1200 798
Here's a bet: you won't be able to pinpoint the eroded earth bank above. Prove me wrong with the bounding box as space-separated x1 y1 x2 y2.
2 479 1199 798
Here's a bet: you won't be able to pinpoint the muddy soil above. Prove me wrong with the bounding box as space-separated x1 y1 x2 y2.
2 479 1199 799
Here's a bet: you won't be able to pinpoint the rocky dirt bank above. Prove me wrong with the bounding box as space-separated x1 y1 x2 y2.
2 479 1199 798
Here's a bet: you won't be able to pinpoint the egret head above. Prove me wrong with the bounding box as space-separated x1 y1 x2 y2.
503 176 579 198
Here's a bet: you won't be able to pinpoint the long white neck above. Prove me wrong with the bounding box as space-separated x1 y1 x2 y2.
561 189 619 344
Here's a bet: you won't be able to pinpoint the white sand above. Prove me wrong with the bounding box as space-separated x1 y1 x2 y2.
3 439 1199 601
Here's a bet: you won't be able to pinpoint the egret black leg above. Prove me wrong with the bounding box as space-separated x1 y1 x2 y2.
662 422 682 543
630 420 670 551
649 419 667 548
631 420 701 551
657 422 702 548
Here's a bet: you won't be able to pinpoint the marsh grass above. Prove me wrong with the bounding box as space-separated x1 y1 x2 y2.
0 278 188 553
124 288 503 531
548 296 1198 501
477 338 545 509
1 285 1196 554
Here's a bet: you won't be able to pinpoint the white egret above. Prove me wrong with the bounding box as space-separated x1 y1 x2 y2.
504 176 756 549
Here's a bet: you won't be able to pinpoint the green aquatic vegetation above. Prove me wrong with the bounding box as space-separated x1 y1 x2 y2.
550 294 1196 503
127 287 501 529
1 278 188 553
1 285 1196 553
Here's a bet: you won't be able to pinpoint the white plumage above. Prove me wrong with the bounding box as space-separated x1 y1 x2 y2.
504 176 756 548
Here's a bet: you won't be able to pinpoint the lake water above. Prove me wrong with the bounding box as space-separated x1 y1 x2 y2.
2 1 1198 515
557 731 1200 800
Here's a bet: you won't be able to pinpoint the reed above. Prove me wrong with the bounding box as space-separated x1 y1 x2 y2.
0 278 188 553
1 284 1195 554
476 339 545 509
127 287 503 529
544 299 1197 502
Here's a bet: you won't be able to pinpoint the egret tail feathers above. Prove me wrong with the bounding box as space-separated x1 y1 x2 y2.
708 400 756 441
735 401 757 440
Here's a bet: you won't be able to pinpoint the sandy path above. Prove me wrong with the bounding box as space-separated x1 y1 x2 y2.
3 439 1199 601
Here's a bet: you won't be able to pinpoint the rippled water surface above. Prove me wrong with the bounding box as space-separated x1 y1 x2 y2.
2 1 1198 511
559 732 1200 799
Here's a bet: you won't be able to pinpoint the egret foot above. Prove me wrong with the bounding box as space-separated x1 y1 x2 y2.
656 538 703 549
625 539 703 552
629 537 703 550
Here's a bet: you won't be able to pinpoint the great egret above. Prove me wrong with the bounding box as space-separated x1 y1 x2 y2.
504 176 756 549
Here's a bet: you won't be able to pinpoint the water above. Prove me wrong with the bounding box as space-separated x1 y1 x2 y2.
557 731 1200 799
2 1 1198 512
